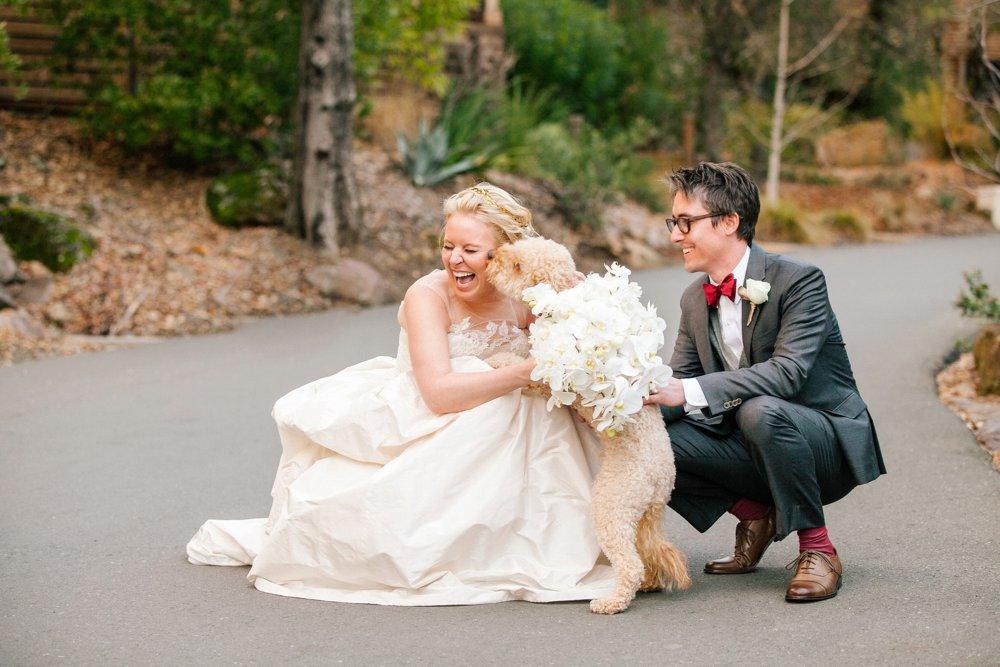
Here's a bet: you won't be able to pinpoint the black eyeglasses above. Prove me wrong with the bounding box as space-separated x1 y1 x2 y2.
664 211 728 234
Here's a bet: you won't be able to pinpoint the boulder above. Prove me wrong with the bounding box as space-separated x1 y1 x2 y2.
973 324 1000 395
0 284 14 309
0 234 17 283
0 206 95 272
0 308 49 339
305 259 388 306
5 261 53 305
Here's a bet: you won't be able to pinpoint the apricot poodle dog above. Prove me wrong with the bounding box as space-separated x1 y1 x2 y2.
485 237 691 614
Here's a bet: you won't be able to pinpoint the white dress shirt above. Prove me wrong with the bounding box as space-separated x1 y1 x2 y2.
682 246 751 411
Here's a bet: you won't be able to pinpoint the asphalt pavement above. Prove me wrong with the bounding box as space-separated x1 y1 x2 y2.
2 233 999 665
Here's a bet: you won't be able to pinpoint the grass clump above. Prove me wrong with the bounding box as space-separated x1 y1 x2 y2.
821 209 869 243
757 202 810 244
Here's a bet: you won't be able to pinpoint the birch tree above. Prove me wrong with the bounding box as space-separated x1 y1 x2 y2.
764 0 866 203
286 0 363 253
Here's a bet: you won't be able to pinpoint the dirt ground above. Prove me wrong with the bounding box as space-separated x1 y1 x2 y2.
937 352 1000 473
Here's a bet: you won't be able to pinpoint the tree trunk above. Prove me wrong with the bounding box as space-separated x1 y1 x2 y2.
765 0 790 205
698 63 726 161
286 0 363 253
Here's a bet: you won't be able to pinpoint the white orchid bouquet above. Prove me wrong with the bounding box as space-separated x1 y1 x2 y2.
522 263 672 436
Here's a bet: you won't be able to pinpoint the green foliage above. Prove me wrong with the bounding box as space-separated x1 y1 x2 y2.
518 118 661 229
355 0 477 94
398 119 485 187
503 0 625 127
956 270 1000 323
820 209 868 243
396 85 503 186
0 206 95 272
206 167 287 228
39 0 474 169
491 79 565 170
757 202 809 244
900 79 950 158
852 0 950 128
0 1 28 97
724 99 832 170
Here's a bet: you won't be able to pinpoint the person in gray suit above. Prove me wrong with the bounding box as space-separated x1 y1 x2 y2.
645 162 885 602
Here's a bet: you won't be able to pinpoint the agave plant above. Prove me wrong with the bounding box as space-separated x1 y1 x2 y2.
397 85 502 187
397 118 486 187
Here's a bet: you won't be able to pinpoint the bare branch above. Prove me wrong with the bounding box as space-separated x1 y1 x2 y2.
786 14 854 76
782 87 861 146
736 113 771 145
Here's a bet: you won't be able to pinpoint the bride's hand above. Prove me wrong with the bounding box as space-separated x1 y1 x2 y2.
518 357 537 384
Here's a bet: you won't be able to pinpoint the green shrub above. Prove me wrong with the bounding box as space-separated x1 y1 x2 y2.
900 79 986 159
780 167 842 186
957 270 1000 323
397 85 504 187
206 167 287 228
503 0 624 127
44 0 475 169
518 118 660 229
0 206 95 272
820 209 868 243
491 79 565 171
757 202 810 244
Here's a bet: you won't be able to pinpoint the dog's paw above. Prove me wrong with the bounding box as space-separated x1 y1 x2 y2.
483 352 526 369
589 595 631 615
521 382 550 398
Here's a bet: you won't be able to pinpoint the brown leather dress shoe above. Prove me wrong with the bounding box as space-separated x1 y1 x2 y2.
785 551 843 602
704 512 776 574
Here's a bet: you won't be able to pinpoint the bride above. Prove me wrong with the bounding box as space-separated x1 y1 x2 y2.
187 183 615 605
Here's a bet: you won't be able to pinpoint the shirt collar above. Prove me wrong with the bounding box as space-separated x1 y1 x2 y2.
709 245 751 291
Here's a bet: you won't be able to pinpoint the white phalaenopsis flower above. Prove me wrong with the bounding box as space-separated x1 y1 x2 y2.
524 263 672 435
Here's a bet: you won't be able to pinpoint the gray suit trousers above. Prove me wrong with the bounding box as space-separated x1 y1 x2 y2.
664 395 857 540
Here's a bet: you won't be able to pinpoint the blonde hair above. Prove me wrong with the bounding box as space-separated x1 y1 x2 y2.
442 182 539 245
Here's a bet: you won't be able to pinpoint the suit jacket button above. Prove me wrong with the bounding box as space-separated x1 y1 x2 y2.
734 398 742 406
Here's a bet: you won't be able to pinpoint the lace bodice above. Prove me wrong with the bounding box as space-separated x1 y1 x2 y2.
396 270 531 366
445 316 530 358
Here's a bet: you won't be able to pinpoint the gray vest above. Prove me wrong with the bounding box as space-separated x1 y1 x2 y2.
708 309 747 371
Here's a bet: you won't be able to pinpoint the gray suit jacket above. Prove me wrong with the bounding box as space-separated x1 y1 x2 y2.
666 243 885 485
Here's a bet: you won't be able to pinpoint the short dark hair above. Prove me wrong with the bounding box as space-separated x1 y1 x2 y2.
668 162 760 245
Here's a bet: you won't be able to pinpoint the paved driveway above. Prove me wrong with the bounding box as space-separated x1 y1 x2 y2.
2 234 999 664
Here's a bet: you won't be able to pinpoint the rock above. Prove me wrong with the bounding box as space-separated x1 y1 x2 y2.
0 308 49 339
0 206 95 272
45 301 73 325
6 261 54 305
973 324 1000 395
305 259 388 305
0 234 17 283
0 284 14 309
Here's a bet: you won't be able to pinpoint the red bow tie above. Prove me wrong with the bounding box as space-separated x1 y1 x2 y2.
703 273 737 308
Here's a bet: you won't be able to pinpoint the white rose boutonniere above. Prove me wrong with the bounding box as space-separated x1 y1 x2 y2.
738 279 770 326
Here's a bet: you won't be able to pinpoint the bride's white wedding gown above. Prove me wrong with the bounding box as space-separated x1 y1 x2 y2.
186 270 615 605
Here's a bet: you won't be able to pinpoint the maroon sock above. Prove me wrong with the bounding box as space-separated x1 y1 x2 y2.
798 526 836 555
728 498 771 522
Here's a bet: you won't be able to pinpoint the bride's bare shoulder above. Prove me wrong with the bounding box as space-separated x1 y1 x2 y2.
402 270 450 328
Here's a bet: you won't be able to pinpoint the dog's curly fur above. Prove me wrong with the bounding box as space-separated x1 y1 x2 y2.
485 237 691 614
